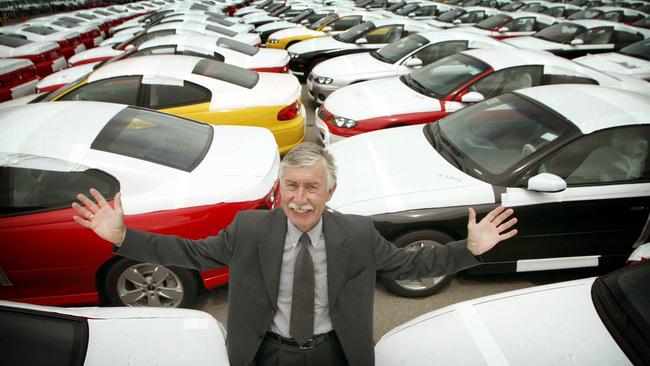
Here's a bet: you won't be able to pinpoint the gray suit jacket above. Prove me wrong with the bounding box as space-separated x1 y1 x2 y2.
116 208 479 365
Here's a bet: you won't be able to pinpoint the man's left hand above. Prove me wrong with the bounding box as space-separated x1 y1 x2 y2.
467 206 517 256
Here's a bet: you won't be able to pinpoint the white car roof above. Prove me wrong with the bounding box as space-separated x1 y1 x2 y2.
462 47 581 71
517 84 650 134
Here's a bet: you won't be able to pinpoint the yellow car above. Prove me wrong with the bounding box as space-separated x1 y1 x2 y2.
41 54 305 154
266 11 386 49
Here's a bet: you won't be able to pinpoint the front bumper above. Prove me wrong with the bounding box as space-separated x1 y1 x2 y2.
314 111 345 146
306 74 340 104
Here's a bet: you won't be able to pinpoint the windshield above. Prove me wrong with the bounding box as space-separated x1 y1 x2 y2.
592 260 650 365
396 3 419 15
534 22 585 43
308 13 337 30
429 93 573 179
335 21 375 43
567 9 602 20
406 53 489 99
437 9 466 22
216 37 258 55
620 39 650 61
23 26 58 36
373 34 429 64
475 14 512 30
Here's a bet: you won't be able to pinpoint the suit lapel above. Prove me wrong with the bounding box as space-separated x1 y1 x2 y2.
258 208 287 309
323 210 350 308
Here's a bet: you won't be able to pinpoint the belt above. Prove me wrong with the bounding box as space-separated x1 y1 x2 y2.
265 331 333 349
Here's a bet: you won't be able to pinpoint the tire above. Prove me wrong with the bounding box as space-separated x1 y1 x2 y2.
105 258 198 308
382 230 456 297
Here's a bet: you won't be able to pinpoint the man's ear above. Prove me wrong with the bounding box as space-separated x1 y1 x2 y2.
326 184 337 201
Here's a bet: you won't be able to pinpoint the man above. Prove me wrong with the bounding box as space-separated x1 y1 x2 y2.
72 142 517 366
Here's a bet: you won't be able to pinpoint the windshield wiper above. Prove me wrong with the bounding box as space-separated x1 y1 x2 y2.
371 50 390 63
403 74 434 97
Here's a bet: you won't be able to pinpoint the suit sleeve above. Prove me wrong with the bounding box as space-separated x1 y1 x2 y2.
114 212 239 271
370 224 480 280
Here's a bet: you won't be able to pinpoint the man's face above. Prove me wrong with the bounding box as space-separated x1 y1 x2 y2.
280 162 335 233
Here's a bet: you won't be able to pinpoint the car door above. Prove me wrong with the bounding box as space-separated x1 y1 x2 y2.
498 125 650 270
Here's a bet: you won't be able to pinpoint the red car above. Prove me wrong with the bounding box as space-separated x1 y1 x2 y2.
0 58 38 102
0 35 67 78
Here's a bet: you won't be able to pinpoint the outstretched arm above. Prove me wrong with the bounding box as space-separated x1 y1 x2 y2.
72 188 126 245
467 206 518 256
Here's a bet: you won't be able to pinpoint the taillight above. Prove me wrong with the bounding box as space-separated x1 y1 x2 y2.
277 100 300 121
252 65 289 73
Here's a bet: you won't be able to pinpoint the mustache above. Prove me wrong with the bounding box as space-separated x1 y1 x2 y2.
288 202 314 213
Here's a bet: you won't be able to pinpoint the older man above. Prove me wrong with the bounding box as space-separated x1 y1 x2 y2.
72 142 517 366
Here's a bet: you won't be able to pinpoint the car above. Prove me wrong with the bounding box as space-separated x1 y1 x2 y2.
573 38 650 80
147 20 262 45
567 6 648 24
255 8 338 44
375 249 650 365
160 13 256 32
0 34 67 78
424 6 503 29
504 19 650 58
633 15 650 29
37 34 290 92
0 101 279 307
0 300 229 364
21 55 305 155
288 18 433 78
522 1 583 19
0 58 38 102
325 84 650 297
26 17 104 49
391 1 457 20
461 11 559 39
265 10 386 49
307 29 512 103
315 47 650 143
0 25 86 60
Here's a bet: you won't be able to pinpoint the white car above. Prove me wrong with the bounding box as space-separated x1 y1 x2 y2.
424 6 503 29
0 34 67 79
0 300 229 365
0 59 38 102
326 84 650 297
520 1 583 19
461 11 559 39
160 13 256 32
375 254 650 365
391 1 457 20
147 21 262 45
254 8 340 43
307 29 512 103
316 47 650 143
573 38 650 80
567 5 648 23
0 25 86 60
504 19 650 58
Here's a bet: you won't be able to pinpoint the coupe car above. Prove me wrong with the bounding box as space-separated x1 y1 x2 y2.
375 251 650 365
424 6 503 29
307 29 512 103
573 38 650 80
326 84 650 297
147 20 262 45
504 19 650 58
0 35 67 79
0 300 229 365
0 25 86 60
0 101 279 307
461 11 559 39
315 47 650 143
254 8 337 44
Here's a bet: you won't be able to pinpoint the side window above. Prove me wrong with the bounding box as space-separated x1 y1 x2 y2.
410 40 467 65
56 76 140 105
575 26 613 44
0 167 119 215
144 81 211 109
468 66 543 100
460 11 485 23
365 25 404 44
415 5 436 16
329 16 361 31
544 7 565 18
602 11 623 22
508 17 536 32
532 127 649 185
535 21 553 32
614 30 643 46
543 74 598 85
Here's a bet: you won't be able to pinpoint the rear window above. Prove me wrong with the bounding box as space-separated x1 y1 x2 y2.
192 59 259 88
208 17 235 27
91 107 213 172
206 24 237 37
216 38 258 56
0 35 32 47
23 26 58 36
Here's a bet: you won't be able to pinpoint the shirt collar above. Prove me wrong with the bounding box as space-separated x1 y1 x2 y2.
287 217 322 248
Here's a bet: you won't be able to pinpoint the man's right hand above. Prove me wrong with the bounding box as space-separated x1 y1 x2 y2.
72 188 126 245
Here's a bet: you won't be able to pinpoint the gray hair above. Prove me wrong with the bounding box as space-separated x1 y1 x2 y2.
280 142 337 191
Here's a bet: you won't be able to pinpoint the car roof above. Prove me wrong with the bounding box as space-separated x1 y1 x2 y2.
462 47 584 71
89 54 203 82
516 84 650 134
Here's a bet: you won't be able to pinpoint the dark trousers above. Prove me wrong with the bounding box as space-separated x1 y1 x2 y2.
254 331 348 366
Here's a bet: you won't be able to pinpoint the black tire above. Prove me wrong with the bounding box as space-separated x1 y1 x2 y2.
382 230 456 297
105 258 198 308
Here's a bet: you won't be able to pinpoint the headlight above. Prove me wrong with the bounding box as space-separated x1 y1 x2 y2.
289 52 300 59
313 76 333 85
268 39 279 44
333 116 357 128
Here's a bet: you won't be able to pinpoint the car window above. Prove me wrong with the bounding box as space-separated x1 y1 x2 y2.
192 59 259 88
373 34 429 63
468 66 543 100
144 81 211 109
620 38 650 61
329 16 362 31
132 30 176 47
23 26 57 35
476 14 512 30
91 107 213 172
364 25 404 44
614 30 643 46
602 11 623 22
508 17 537 32
216 37 258 56
575 26 613 44
543 73 598 85
532 126 650 185
206 24 238 37
411 40 468 65
535 22 586 43
56 76 141 105
0 34 32 47
459 11 486 24
407 53 490 99
0 306 87 365
129 46 226 62
308 13 338 30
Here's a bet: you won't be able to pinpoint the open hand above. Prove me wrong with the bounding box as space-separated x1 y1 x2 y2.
467 206 517 256
72 188 126 245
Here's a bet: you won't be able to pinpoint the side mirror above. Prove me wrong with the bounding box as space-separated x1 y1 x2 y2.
322 26 333 32
125 44 134 50
453 18 461 24
404 57 422 67
527 173 567 192
355 37 368 45
570 38 584 46
460 91 484 103
408 13 415 17
497 26 509 33
300 19 308 24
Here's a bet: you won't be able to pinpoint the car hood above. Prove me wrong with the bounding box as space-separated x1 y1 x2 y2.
69 46 123 64
504 36 563 50
324 77 440 121
327 125 495 216
311 51 393 79
270 26 323 39
37 62 98 90
573 52 650 79
375 278 630 365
